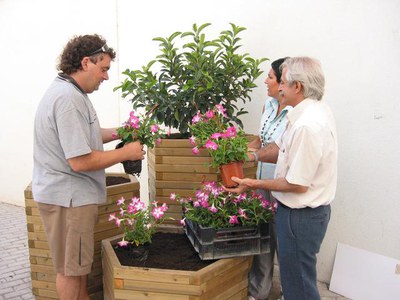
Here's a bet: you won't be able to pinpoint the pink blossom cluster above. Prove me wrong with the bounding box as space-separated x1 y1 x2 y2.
108 196 168 247
190 105 238 155
175 181 276 228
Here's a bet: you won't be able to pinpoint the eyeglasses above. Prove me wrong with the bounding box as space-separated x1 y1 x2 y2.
87 44 111 56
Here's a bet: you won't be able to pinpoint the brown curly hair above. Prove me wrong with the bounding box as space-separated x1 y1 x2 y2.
57 34 116 74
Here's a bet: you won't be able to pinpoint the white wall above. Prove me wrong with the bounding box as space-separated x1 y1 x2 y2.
1 0 399 283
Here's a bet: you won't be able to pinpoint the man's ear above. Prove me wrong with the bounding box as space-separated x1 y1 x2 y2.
81 57 91 70
295 81 303 94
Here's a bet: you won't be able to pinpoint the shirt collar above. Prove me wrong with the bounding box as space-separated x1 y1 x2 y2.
287 98 317 124
58 73 86 95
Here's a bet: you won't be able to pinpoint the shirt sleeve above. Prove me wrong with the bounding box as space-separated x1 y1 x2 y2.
57 107 92 160
285 125 323 187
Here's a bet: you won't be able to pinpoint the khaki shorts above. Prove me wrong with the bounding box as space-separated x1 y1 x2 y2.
37 203 98 276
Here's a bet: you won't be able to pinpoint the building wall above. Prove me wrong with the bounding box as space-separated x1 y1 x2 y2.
1 0 399 283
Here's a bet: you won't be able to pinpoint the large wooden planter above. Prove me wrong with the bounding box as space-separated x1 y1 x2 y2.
148 137 257 223
102 226 253 300
25 173 140 299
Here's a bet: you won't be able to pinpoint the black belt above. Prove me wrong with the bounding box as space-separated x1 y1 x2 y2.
278 202 291 209
278 202 329 210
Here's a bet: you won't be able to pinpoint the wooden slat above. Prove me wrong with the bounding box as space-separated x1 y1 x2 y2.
114 288 190 300
154 147 209 157
122 278 201 295
156 172 219 182
154 155 212 165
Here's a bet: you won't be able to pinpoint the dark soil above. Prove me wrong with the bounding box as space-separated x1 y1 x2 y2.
114 232 216 271
106 175 131 187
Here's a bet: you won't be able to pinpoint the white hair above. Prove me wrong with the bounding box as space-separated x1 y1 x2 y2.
281 57 325 100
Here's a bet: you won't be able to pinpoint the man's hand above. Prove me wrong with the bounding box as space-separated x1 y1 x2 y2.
222 177 254 194
123 141 146 161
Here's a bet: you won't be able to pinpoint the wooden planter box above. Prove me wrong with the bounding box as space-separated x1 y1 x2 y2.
25 173 140 300
102 226 253 300
148 137 257 223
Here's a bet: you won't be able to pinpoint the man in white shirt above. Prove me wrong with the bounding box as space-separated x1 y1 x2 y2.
224 56 337 300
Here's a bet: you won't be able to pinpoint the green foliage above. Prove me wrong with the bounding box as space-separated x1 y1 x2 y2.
114 23 268 137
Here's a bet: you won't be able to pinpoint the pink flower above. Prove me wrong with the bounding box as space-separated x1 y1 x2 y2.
205 140 218 150
127 204 135 214
229 215 239 224
108 213 116 221
131 196 140 204
208 204 218 213
117 197 125 206
180 218 186 226
211 132 222 139
114 218 122 227
189 136 196 146
161 203 168 212
225 126 237 137
150 124 159 133
205 110 214 119
118 239 129 247
215 104 227 117
238 208 248 219
134 201 146 211
152 207 165 219
192 112 202 124
192 147 200 155
170 193 176 201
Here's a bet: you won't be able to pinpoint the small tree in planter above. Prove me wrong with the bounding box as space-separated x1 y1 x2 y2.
114 22 268 137
114 23 266 221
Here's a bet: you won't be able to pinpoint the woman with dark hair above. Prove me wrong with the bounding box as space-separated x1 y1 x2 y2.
247 57 291 300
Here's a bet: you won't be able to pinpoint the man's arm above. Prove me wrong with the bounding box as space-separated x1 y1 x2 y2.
68 141 144 172
248 142 280 164
223 177 308 194
101 128 119 143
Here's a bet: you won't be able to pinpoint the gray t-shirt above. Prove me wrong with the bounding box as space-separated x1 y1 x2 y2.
32 75 106 207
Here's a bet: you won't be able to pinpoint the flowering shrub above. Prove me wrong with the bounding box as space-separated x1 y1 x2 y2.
172 181 276 229
109 197 168 247
189 104 249 168
116 111 165 148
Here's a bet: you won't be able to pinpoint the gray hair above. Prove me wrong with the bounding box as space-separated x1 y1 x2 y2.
281 57 325 100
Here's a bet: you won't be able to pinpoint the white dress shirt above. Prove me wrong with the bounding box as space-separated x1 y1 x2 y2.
272 99 338 208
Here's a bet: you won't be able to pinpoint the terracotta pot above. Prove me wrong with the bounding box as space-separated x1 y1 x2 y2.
219 161 244 187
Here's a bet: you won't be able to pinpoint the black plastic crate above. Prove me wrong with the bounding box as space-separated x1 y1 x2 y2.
184 219 270 260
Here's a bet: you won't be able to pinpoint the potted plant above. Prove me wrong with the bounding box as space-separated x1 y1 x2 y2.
173 181 276 260
189 104 249 187
115 110 165 176
108 195 169 260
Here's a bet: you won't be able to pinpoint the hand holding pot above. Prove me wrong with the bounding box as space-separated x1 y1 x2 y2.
222 176 253 194
122 141 146 161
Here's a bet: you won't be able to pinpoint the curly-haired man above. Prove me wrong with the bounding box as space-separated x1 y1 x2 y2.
33 34 145 299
